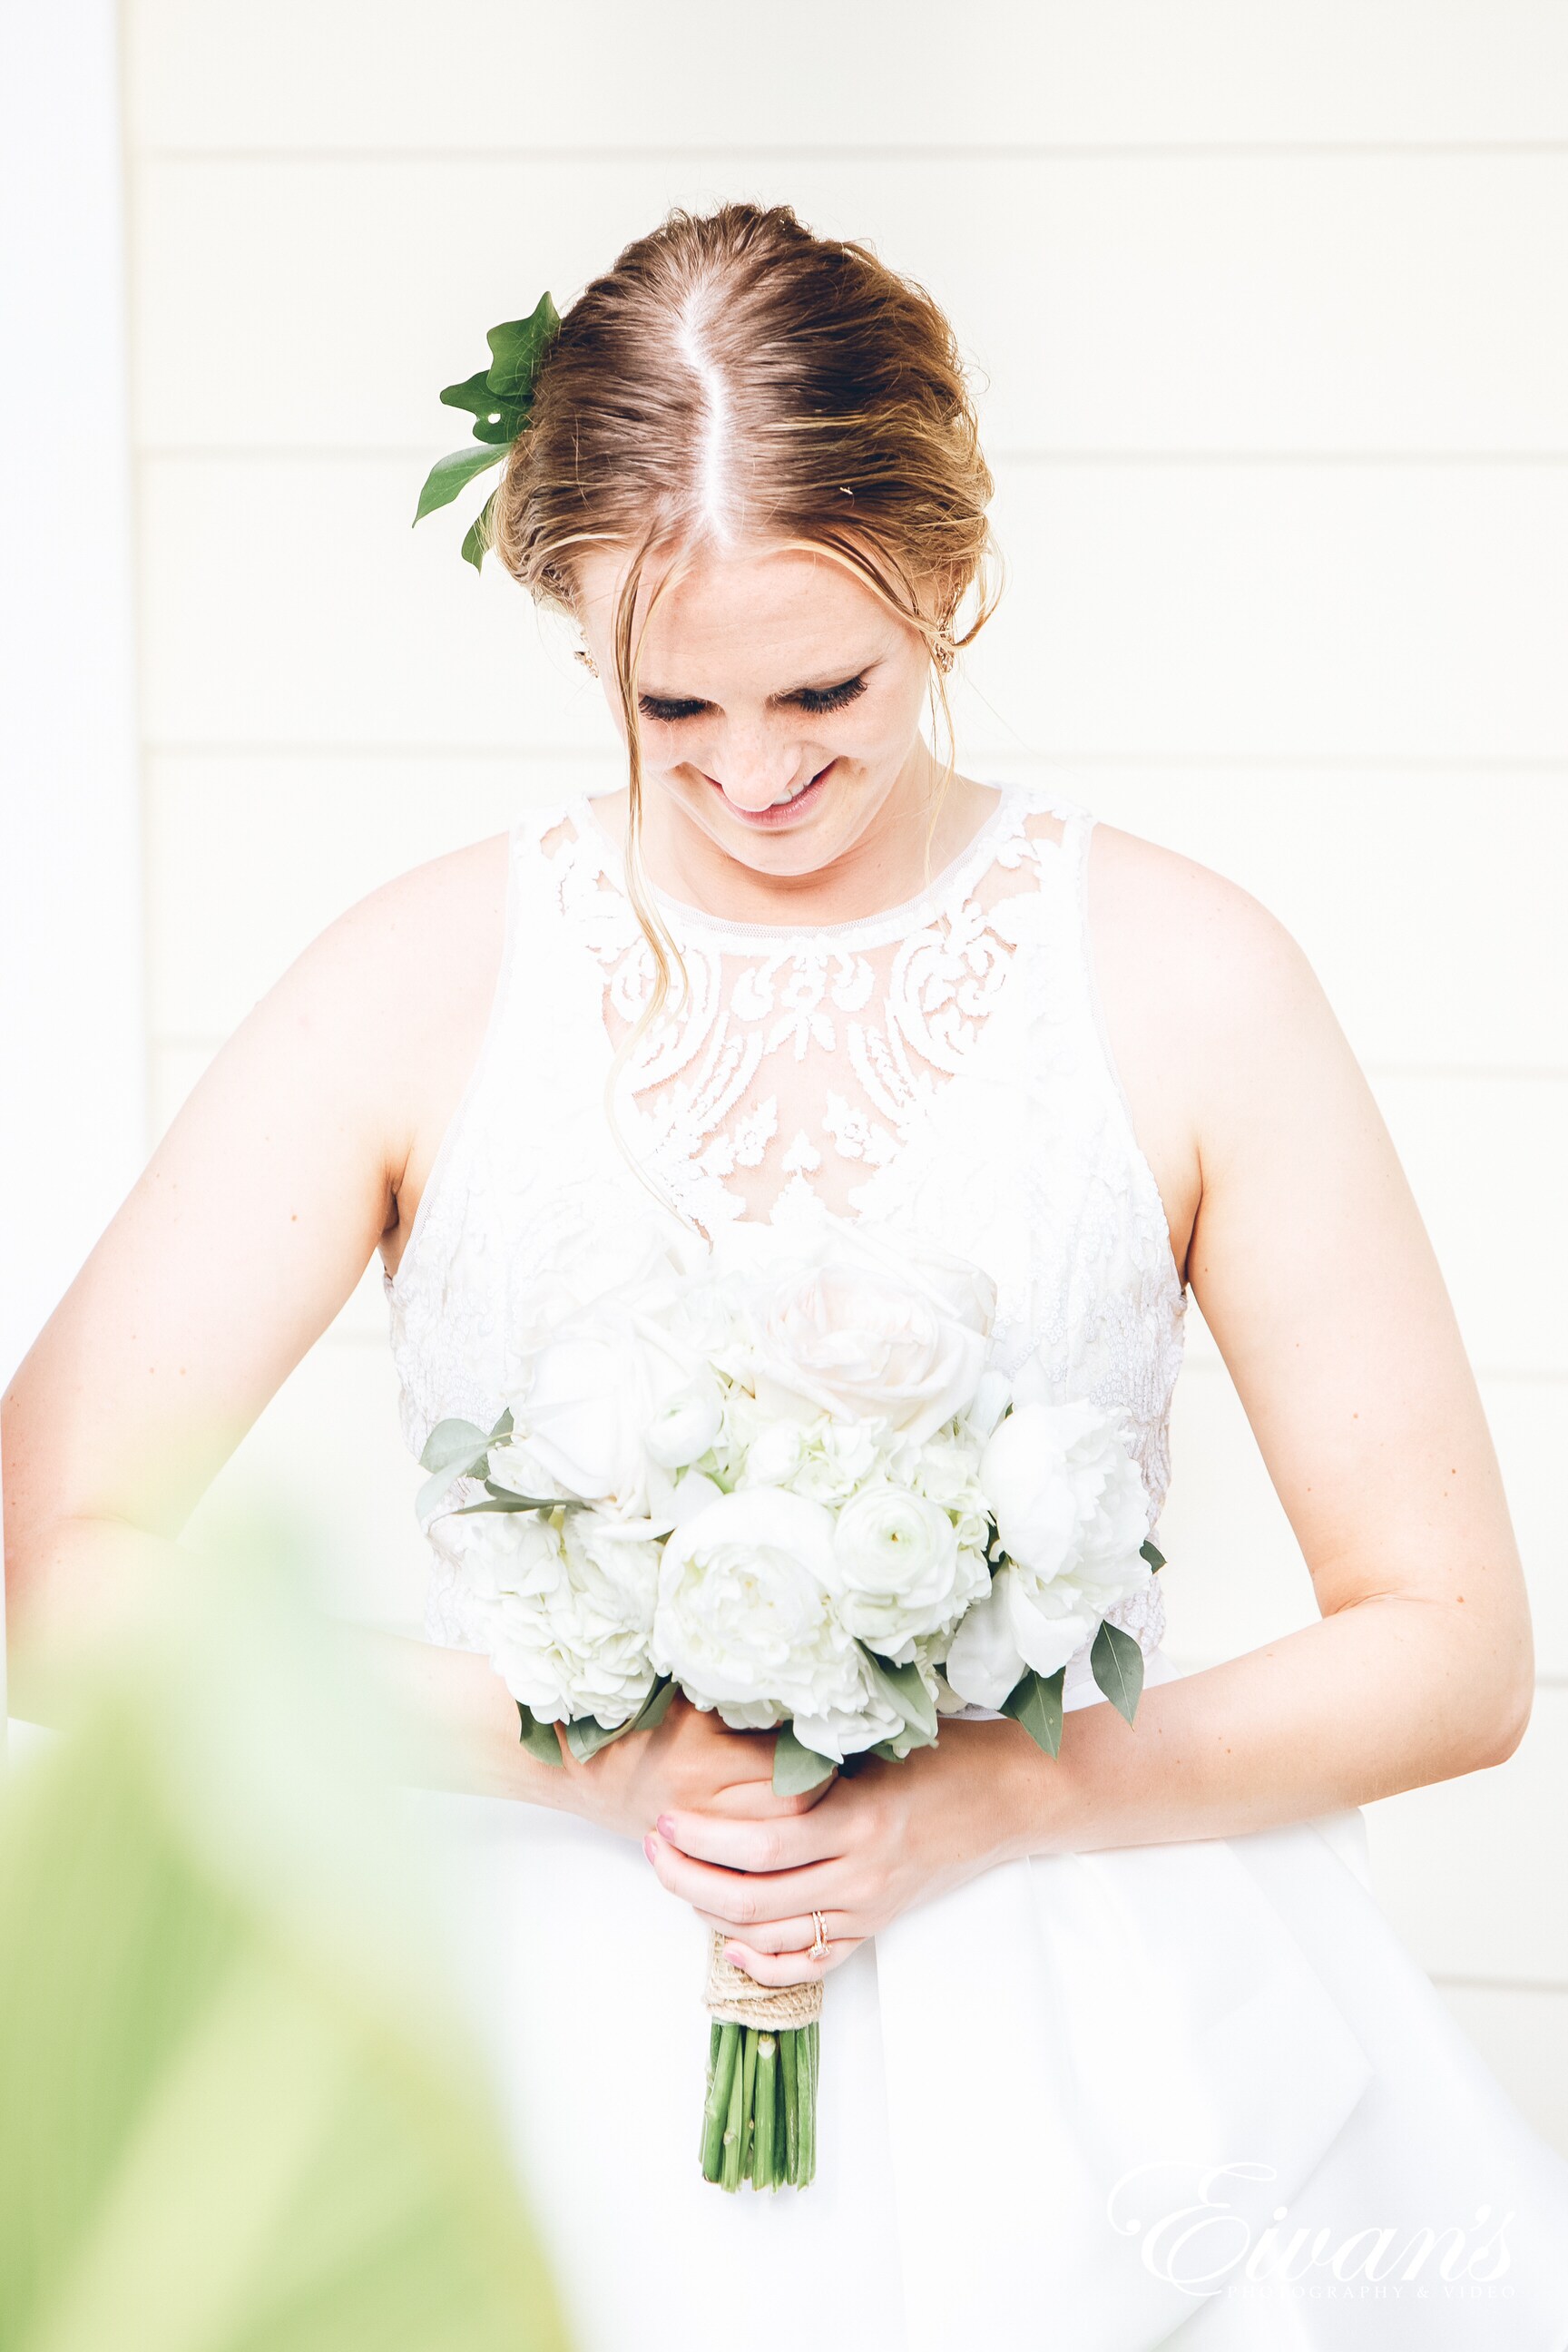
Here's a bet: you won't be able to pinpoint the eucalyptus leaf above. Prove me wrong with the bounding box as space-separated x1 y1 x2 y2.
858 1648 938 1748
1001 1666 1066 1758
1140 1540 1166 1573
413 441 505 524
563 1714 632 1766
486 1406 515 1446
624 1677 677 1737
1090 1620 1144 1724
446 1494 557 1518
772 1728 838 1797
516 1704 565 1769
417 1417 491 1475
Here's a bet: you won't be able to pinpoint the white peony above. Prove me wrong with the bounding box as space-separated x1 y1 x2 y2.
945 1400 1152 1709
829 1482 988 1664
486 1509 662 1730
723 1223 995 1446
652 1488 900 1760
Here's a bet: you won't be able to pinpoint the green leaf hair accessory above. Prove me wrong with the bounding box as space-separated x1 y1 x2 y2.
414 291 561 571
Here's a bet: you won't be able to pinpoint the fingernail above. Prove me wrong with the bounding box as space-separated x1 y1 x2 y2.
656 1813 674 1839
724 1945 744 1965
642 1832 657 1863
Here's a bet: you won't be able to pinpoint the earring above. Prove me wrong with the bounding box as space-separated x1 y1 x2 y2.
933 632 956 675
574 645 599 678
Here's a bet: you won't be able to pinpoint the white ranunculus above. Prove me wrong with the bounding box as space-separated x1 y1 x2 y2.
652 1489 897 1759
740 1417 808 1487
726 1223 995 1446
486 1509 662 1730
643 1381 724 1471
830 1482 987 1663
945 1401 1152 1709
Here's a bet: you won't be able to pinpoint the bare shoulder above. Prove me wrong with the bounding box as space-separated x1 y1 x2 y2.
1080 820 1357 1272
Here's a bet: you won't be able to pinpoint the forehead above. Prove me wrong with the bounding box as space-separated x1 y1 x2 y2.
575 542 899 674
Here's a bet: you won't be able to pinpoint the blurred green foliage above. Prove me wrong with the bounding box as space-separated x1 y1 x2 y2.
0 1542 571 2352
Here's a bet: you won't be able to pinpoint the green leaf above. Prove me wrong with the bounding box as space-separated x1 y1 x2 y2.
1140 1540 1166 1573
624 1677 677 1737
416 1417 494 1521
485 1406 515 1446
437 368 527 445
562 1714 632 1765
446 1493 555 1517
1001 1666 1066 1758
485 293 562 400
417 1417 491 1475
461 488 499 573
771 1728 838 1796
858 1648 939 1749
516 1704 565 1768
413 441 505 524
1090 1620 1144 1724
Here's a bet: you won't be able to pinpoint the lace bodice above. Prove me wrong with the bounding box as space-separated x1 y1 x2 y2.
385 780 1186 1672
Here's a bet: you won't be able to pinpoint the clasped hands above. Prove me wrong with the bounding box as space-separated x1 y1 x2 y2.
558 1690 1026 1984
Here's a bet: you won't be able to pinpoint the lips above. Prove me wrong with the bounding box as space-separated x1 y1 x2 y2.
709 760 836 829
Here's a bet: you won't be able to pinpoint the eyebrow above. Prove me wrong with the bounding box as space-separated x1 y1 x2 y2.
639 662 877 705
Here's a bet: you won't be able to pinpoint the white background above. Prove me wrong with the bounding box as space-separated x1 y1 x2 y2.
5 2 1567 2146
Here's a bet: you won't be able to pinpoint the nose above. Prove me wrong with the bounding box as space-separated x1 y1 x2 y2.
702 724 808 812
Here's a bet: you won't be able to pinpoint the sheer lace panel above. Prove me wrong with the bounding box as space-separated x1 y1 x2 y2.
544 788 1064 1236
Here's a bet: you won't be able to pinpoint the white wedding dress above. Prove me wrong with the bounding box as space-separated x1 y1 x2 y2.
385 780 1568 2348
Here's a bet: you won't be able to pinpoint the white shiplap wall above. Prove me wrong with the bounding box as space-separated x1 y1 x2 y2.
123 3 1568 2148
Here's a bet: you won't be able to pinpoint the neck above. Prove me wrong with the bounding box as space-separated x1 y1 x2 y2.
604 744 1000 929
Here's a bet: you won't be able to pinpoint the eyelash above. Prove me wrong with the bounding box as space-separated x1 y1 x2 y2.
638 675 868 725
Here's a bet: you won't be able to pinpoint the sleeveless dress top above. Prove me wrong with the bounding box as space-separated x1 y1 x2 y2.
382 779 1568 2352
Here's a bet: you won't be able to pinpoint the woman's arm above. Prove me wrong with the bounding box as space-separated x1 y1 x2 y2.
1 841 793 1832
646 836 1534 1977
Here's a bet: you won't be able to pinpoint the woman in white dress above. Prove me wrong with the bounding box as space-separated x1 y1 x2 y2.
6 203 1568 2347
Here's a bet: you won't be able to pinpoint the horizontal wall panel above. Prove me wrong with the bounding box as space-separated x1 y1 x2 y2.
991 760 1568 1073
1363 1686 1568 1984
143 752 614 1037
1371 1073 1567 1376
125 0 1568 151
1436 1985 1568 2159
132 154 1568 456
144 755 1566 1070
1160 1357 1568 1679
138 456 1568 760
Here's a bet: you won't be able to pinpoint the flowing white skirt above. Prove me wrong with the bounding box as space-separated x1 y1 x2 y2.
411 1655 1568 2350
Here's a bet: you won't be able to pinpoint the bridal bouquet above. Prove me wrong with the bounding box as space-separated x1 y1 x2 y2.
416 1222 1162 2192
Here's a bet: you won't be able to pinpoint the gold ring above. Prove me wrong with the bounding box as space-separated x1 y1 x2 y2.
808 1909 829 1960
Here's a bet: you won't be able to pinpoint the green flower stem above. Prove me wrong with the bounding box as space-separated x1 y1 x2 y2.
701 2023 740 2183
720 2031 747 2191
701 2019 817 2191
755 2035 778 2191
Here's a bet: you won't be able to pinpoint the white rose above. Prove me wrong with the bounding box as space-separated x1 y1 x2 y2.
652 1489 897 1759
830 1482 989 1663
487 1510 662 1730
503 1278 695 1514
727 1224 995 1445
945 1401 1152 1708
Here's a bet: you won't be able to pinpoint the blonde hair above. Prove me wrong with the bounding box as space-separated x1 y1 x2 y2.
490 205 999 1220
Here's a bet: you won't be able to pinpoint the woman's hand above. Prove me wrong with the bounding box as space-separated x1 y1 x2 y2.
556 1692 836 1844
642 1720 1032 1982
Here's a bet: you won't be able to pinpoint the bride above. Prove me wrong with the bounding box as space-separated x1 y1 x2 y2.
6 203 1568 2347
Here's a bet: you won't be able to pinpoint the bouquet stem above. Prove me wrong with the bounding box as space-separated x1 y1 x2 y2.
700 1935 820 2191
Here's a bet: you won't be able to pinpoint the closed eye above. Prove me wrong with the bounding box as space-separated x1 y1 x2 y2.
637 673 870 725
